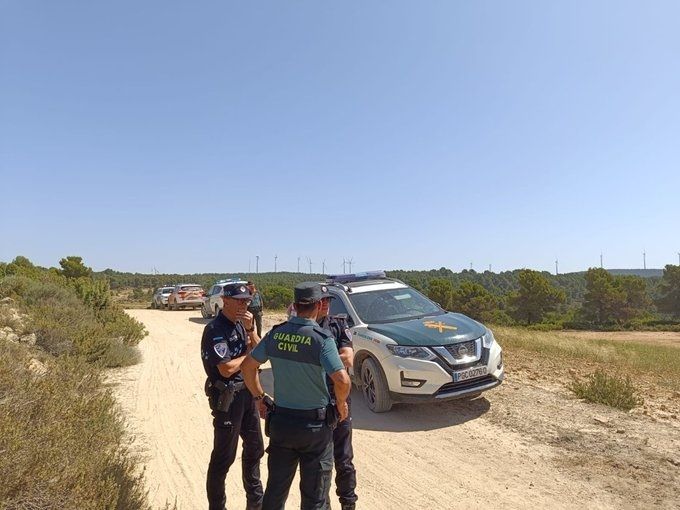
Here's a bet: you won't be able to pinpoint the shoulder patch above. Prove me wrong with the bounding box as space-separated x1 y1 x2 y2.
214 342 229 358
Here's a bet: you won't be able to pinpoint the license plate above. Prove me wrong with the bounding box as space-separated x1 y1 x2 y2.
453 366 488 382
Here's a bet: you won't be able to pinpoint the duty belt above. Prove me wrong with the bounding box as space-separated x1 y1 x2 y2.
207 379 246 393
275 406 328 420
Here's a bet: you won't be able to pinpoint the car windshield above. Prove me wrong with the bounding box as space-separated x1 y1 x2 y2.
180 286 202 291
161 288 174 293
348 287 444 324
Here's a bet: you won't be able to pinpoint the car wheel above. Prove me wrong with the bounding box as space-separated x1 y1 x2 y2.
361 358 392 413
201 305 209 318
215 305 220 317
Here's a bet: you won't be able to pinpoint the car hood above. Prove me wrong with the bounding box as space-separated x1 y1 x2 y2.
366 313 485 346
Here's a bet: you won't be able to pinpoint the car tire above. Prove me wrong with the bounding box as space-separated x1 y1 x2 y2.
215 305 220 317
361 358 392 413
200 305 209 318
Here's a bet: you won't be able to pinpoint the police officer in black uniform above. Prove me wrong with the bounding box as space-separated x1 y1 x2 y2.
318 286 358 510
201 283 264 510
241 282 351 510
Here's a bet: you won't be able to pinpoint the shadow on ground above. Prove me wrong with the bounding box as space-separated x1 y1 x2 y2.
189 317 212 325
350 387 490 432
256 368 489 433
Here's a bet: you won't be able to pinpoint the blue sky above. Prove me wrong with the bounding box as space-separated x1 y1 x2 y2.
1 1 679 274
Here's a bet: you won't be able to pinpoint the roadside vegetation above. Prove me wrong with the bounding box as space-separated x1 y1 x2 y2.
495 326 680 390
568 370 643 410
0 256 151 509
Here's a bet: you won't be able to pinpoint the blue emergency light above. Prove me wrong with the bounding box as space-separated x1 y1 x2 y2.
326 270 387 284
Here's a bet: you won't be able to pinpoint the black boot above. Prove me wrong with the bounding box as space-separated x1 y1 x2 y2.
341 504 355 510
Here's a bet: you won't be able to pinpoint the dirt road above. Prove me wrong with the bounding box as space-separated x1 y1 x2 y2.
110 310 679 510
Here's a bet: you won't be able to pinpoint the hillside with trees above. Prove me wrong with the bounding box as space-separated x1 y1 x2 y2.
1 257 677 331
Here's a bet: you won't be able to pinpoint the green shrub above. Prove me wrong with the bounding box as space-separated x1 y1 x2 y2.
73 277 112 312
569 370 643 410
0 339 150 509
0 276 144 366
262 285 294 309
100 307 147 347
97 337 142 367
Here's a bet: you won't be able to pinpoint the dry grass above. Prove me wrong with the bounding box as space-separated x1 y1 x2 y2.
0 339 150 509
493 326 680 391
0 276 145 367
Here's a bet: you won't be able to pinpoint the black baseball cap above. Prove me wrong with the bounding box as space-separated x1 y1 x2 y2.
319 284 334 300
294 282 323 304
222 283 252 299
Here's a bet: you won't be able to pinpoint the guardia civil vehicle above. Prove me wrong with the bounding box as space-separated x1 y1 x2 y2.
326 271 504 413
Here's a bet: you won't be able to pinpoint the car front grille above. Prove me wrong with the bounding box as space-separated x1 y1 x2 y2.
444 339 477 360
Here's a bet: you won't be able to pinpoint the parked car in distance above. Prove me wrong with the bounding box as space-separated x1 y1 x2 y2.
167 284 205 310
201 279 248 318
151 286 175 309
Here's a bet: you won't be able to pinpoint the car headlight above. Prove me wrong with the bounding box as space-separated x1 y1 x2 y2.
386 344 436 361
482 329 496 348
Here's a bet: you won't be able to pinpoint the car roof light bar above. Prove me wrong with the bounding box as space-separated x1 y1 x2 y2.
215 277 244 284
326 270 387 284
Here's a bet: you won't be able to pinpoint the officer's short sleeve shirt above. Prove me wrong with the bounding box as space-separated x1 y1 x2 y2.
201 313 248 383
319 315 352 351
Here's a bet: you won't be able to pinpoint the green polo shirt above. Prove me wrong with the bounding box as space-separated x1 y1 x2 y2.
251 316 344 409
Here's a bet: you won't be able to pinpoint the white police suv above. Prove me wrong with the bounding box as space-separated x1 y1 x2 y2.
326 271 504 413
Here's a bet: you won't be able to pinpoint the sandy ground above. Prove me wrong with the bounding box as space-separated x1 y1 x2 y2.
108 310 680 510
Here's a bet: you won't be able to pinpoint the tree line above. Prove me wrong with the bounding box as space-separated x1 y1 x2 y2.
1 256 678 329
422 267 679 330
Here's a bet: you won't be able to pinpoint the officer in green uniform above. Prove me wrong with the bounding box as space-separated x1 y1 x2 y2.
241 282 351 510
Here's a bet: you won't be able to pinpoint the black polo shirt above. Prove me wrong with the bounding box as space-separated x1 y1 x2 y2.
318 314 352 351
201 312 248 384
318 314 352 395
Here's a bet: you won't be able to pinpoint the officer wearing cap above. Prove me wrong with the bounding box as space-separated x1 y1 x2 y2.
318 285 358 510
241 282 351 510
201 283 264 510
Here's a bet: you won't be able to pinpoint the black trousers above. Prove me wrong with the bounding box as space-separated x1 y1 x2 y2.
207 389 264 510
262 413 333 510
333 398 357 505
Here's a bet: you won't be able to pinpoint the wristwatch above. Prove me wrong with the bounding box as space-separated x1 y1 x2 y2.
253 392 266 401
